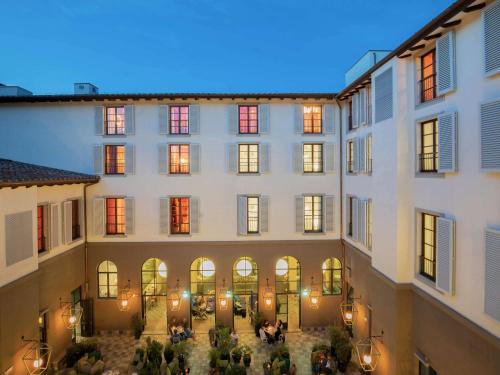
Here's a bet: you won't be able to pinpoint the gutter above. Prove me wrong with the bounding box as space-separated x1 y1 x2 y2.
83 180 99 298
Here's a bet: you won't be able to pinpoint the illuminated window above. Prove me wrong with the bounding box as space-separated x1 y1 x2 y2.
347 140 355 173
105 145 125 175
37 205 46 253
97 260 118 298
419 119 438 172
171 197 190 234
322 257 342 295
366 134 373 173
169 144 190 174
106 198 125 235
170 106 189 134
239 105 258 134
238 144 259 173
71 199 80 240
303 143 323 173
304 195 323 232
420 49 436 103
247 197 259 234
420 213 436 281
105 106 125 135
303 105 322 133
142 258 167 296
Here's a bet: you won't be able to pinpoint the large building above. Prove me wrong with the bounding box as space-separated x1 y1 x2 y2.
0 0 499 374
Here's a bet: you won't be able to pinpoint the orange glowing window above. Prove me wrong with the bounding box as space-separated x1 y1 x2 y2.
106 198 125 235
239 105 258 134
169 144 190 174
420 50 436 103
303 105 322 133
105 145 125 174
170 197 190 234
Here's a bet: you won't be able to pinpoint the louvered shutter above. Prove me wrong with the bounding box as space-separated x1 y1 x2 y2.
352 198 359 241
359 89 367 125
62 201 73 245
324 143 335 173
95 106 104 135
125 197 135 235
438 112 458 172
485 228 500 320
358 200 366 245
159 197 170 235
484 1 500 76
189 105 200 134
324 195 334 233
190 144 201 174
260 196 269 233
260 143 270 173
125 105 135 135
125 144 135 175
436 217 455 295
259 104 270 134
93 145 103 175
436 31 456 96
190 197 200 233
345 196 351 237
352 93 359 128
374 67 393 122
93 198 105 236
294 105 304 133
352 138 359 173
295 196 304 233
228 105 239 134
158 144 168 174
159 105 169 135
359 137 366 173
237 196 248 235
293 143 303 173
226 144 238 173
323 104 334 133
480 100 500 170
50 203 59 249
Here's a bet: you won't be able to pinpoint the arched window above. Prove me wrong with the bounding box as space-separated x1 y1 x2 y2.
190 257 216 296
142 258 167 296
98 260 118 298
322 257 342 295
233 257 258 295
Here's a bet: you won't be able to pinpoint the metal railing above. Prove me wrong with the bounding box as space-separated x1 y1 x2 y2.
418 153 438 172
420 255 436 281
417 74 436 104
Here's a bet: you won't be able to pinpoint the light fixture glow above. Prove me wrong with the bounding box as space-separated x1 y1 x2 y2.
182 290 189 298
275 258 288 276
158 262 167 278
199 259 215 277
235 259 253 277
33 359 43 369
363 354 373 365
117 280 133 312
168 279 182 312
262 278 274 310
356 336 382 372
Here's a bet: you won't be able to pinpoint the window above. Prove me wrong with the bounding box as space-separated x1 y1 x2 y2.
171 197 190 234
105 106 125 135
169 144 190 174
97 260 118 298
367 200 373 250
304 195 323 232
347 140 355 173
239 105 258 134
322 257 342 295
170 106 189 134
303 105 322 133
247 197 259 234
348 101 354 131
366 135 373 173
106 198 125 235
420 49 436 103
418 358 439 375
419 119 438 172
420 213 437 281
105 145 125 175
347 197 354 236
38 311 48 344
238 144 259 173
37 205 46 253
71 199 80 240
303 143 323 173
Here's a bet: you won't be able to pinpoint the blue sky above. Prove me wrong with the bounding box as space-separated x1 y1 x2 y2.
0 0 454 94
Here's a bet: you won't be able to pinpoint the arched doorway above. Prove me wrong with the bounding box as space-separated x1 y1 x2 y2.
232 257 258 332
275 256 301 331
141 258 167 334
190 257 216 333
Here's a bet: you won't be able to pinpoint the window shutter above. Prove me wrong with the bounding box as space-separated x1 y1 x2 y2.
228 105 239 134
293 143 303 173
324 143 335 173
190 197 200 233
125 144 136 175
189 143 201 174
436 217 455 295
294 105 304 133
159 105 169 135
352 138 359 173
359 137 366 173
352 197 359 241
480 99 500 170
295 196 304 233
438 112 458 172
93 145 103 175
189 105 200 134
62 201 73 245
358 199 366 245
259 104 270 134
374 67 393 123
125 197 135 235
359 89 367 125
366 134 373 173
50 203 59 249
158 144 168 174
125 105 136 135
237 195 248 235
95 106 104 135
345 196 351 237
159 197 170 235
260 196 269 233
93 198 105 236
324 195 334 233
484 1 500 76
436 31 456 96
226 144 238 173
352 93 359 128
485 228 500 321
260 143 270 173
323 104 334 134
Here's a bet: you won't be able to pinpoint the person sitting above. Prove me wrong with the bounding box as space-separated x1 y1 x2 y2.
274 320 285 343
230 329 239 346
259 327 269 343
263 323 275 344
171 329 181 344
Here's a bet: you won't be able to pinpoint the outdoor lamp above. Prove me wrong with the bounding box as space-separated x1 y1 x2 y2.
21 337 52 375
355 333 383 372
168 279 182 312
117 280 133 312
263 278 274 310
218 279 231 311
308 277 321 309
340 302 358 326
59 298 82 329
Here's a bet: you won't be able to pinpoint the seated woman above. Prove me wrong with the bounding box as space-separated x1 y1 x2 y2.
263 322 275 344
274 320 285 343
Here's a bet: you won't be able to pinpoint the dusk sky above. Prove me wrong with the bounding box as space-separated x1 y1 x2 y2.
1 0 454 95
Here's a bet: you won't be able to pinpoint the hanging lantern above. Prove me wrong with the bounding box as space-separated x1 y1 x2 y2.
308 277 321 309
21 338 52 375
117 280 133 312
218 279 231 311
60 299 83 329
340 302 357 326
168 279 182 312
262 278 274 310
356 337 381 372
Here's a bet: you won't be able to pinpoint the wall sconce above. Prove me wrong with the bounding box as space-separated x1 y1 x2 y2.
218 279 231 311
59 298 82 329
21 337 52 375
263 278 274 310
340 296 361 326
117 280 133 312
168 279 182 311
355 332 383 372
308 277 321 309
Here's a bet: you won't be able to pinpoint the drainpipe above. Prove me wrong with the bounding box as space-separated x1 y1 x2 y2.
83 181 98 298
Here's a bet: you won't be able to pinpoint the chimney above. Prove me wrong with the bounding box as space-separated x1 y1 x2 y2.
74 83 99 95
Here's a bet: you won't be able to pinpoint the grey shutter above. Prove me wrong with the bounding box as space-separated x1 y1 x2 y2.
228 105 238 134
294 105 304 133
485 228 500 320
159 197 170 235
323 104 334 134
260 196 269 233
293 143 303 173
95 106 104 135
352 197 359 241
93 145 103 175
367 134 373 173
125 144 136 175
260 143 270 173
359 137 366 173
345 196 351 237
484 1 500 76
259 104 270 134
189 105 200 134
62 201 72 245
358 199 366 245
480 100 500 170
359 89 367 125
125 197 135 235
93 198 105 236
352 93 359 128
159 105 169 135
226 144 238 173
436 31 456 96
438 112 457 172
158 144 168 174
190 197 200 233
50 203 59 248
352 138 359 173
436 217 455 295
374 67 393 122
190 144 201 174
237 196 248 235
324 195 334 233
125 105 135 135
295 196 304 233
324 143 335 173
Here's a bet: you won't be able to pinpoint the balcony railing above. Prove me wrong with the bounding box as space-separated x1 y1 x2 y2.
420 255 436 281
417 74 436 105
418 153 438 172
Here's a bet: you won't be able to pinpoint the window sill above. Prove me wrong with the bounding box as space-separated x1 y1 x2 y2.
102 134 127 138
168 173 192 177
302 231 326 236
237 133 261 137
168 234 192 237
237 173 261 176
415 96 444 110
167 133 191 137
103 174 127 178
302 172 325 176
104 234 127 238
414 172 444 178
239 232 261 237
415 273 440 292
301 133 325 136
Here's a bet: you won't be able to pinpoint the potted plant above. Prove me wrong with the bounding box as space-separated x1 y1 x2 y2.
240 345 252 367
208 348 219 370
335 337 352 373
252 311 264 337
231 346 242 364
131 313 144 340
146 337 163 369
164 344 174 364
227 364 246 375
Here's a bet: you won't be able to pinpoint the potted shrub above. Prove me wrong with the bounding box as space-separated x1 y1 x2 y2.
240 345 252 367
208 348 219 370
335 338 352 373
163 344 174 364
252 311 264 337
231 346 242 364
131 313 144 340
146 337 163 369
227 364 246 375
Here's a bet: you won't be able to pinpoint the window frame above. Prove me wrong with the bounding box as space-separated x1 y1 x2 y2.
303 105 323 134
97 260 118 299
104 144 125 175
420 212 437 281
304 195 323 233
347 196 353 237
238 105 259 134
169 105 190 135
37 205 46 253
303 143 324 173
419 119 438 173
322 257 342 295
71 199 81 241
347 140 355 174
169 144 190 174
105 106 125 135
246 196 259 234
348 101 354 131
419 49 437 103
170 196 190 235
238 143 259 173
105 197 125 235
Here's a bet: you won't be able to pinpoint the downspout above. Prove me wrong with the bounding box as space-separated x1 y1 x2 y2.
335 97 346 302
83 181 98 298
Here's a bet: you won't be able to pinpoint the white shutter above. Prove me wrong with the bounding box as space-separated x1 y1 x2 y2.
190 197 200 233
228 105 239 134
50 203 59 249
93 145 103 175
293 143 303 173
436 31 456 96
294 105 304 133
324 195 334 233
125 144 136 175
93 198 105 236
159 197 170 235
95 106 104 135
366 134 373 173
352 93 359 128
125 105 136 135
260 143 270 173
259 104 270 134
352 197 359 241
62 201 73 245
480 99 500 171
358 199 366 246
159 105 169 135
237 196 248 235
359 89 367 125
226 144 238 173
484 1 500 76
323 104 334 134
485 228 500 321
352 138 359 173
158 144 168 174
324 143 335 173
436 217 455 295
359 137 366 173
260 196 269 233
438 112 457 172
125 197 135 235
345 196 351 238
374 67 393 123
190 144 201 174
295 196 304 233
189 105 200 134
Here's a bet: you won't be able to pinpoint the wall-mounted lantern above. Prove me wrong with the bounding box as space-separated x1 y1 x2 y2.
218 279 231 311
308 277 321 309
340 295 361 326
117 280 133 312
263 278 274 310
168 279 182 311
59 298 82 329
355 332 383 372
21 337 52 375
